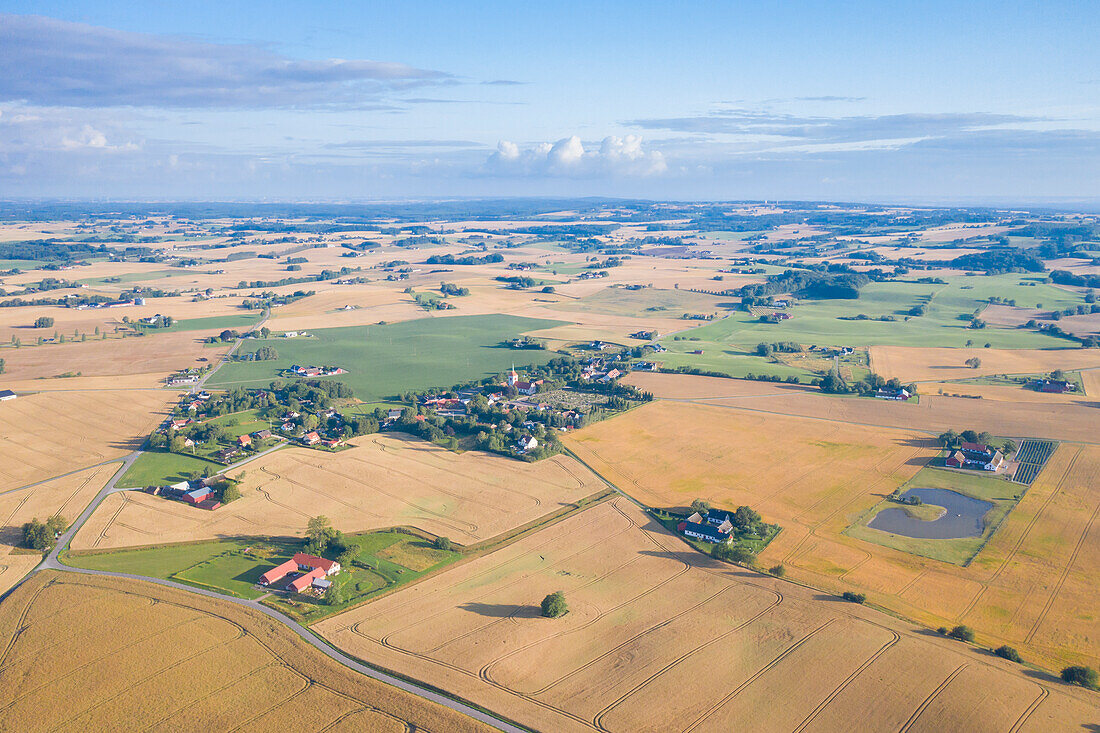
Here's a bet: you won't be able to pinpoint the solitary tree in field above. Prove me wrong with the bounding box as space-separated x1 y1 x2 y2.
33 316 53 328
541 591 568 618
994 645 1022 663
965 357 982 368
1061 666 1098 689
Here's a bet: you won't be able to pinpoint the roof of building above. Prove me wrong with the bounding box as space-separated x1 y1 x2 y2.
293 552 338 573
959 442 990 453
260 559 297 583
0 389 16 399
706 509 735 524
682 520 727 541
287 567 325 592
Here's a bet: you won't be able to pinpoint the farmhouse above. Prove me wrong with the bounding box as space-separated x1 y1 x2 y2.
677 519 730 544
946 442 1005 471
1036 379 1076 393
259 553 341 592
517 435 538 453
302 431 321 445
237 434 252 448
875 387 911 401
0 389 16 401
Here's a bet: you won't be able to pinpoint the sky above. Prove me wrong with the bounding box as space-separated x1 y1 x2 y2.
1 1 1099 204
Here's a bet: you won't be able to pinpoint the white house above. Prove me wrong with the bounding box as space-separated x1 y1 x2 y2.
0 390 16 401
517 435 538 453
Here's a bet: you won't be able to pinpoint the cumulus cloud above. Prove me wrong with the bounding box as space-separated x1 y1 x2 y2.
0 104 140 153
486 134 666 177
0 14 451 109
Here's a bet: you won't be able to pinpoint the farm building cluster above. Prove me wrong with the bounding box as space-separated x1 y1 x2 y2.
259 553 341 595
678 509 738 544
284 364 347 378
945 442 1006 472
143 476 231 511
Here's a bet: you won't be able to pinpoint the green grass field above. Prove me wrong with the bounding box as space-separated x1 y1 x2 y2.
845 466 1023 565
66 530 461 620
116 450 223 488
138 313 264 334
553 286 735 319
663 274 1085 354
207 314 565 400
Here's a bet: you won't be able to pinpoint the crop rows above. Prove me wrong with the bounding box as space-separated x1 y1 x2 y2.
1012 440 1058 485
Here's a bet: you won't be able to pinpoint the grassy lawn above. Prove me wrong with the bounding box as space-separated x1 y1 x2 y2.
552 287 734 319
846 466 1024 565
206 314 566 400
138 313 264 334
116 450 223 488
674 274 1085 350
653 341 818 381
64 529 462 619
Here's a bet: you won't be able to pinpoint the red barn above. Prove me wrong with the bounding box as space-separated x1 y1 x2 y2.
259 559 297 586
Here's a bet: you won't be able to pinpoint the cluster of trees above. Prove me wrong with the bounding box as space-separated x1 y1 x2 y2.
439 282 470 296
950 249 1044 273
241 290 314 310
424 253 503 266
21 515 67 551
1021 319 1100 348
495 275 540 289
33 316 54 328
740 267 871 302
0 239 109 261
756 341 802 356
816 369 916 397
938 429 1015 455
232 267 360 290
1049 270 1100 289
251 345 279 360
503 336 546 350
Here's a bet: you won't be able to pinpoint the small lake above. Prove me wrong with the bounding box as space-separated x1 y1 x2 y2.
868 487 993 539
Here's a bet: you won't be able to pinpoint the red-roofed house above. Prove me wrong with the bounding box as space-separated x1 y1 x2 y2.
259 559 297 586
302 431 321 445
286 567 325 593
237 434 252 447
293 553 341 575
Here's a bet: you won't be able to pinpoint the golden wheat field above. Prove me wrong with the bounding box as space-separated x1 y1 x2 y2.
869 345 1100 383
0 331 231 382
624 371 1100 443
0 463 117 594
318 498 1100 733
565 398 1100 673
71 434 607 551
0 571 492 733
0 390 173 492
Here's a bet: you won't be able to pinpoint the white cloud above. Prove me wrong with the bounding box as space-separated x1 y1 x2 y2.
486 134 666 177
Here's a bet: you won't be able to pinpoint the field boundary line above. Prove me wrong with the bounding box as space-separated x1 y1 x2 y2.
898 663 968 733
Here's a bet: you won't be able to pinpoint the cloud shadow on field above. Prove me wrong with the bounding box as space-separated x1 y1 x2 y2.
459 602 535 618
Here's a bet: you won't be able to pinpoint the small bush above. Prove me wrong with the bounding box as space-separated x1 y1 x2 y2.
434 536 453 551
541 591 568 618
937 627 948 635
841 591 866 604
947 625 975 642
768 564 786 578
1061 665 1098 689
994 645 1022 663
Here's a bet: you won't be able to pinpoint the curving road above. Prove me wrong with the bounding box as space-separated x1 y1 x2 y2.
24 452 528 733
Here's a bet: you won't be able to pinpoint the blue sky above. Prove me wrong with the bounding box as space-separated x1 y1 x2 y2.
1 1 1098 203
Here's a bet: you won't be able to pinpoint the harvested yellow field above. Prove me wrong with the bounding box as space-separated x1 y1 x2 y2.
0 390 173 492
566 398 1100 672
0 463 117 595
0 572 493 733
625 371 1100 443
0 331 230 381
869 345 1100 383
319 499 1099 733
72 434 607 550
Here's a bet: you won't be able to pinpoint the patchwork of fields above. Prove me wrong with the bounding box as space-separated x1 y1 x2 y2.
566 398 1100 672
0 572 494 733
318 499 1100 733
72 434 607 550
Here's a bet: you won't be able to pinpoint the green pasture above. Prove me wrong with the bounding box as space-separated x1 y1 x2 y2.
116 451 222 488
206 314 565 400
845 466 1023 566
552 286 735 319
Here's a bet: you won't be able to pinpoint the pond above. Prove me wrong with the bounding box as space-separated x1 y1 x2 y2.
868 487 993 539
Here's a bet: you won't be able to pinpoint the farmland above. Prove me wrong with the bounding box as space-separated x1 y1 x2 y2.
71 434 608 551
566 398 1100 672
0 572 494 733
318 498 1100 733
0 390 174 492
206 314 565 400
